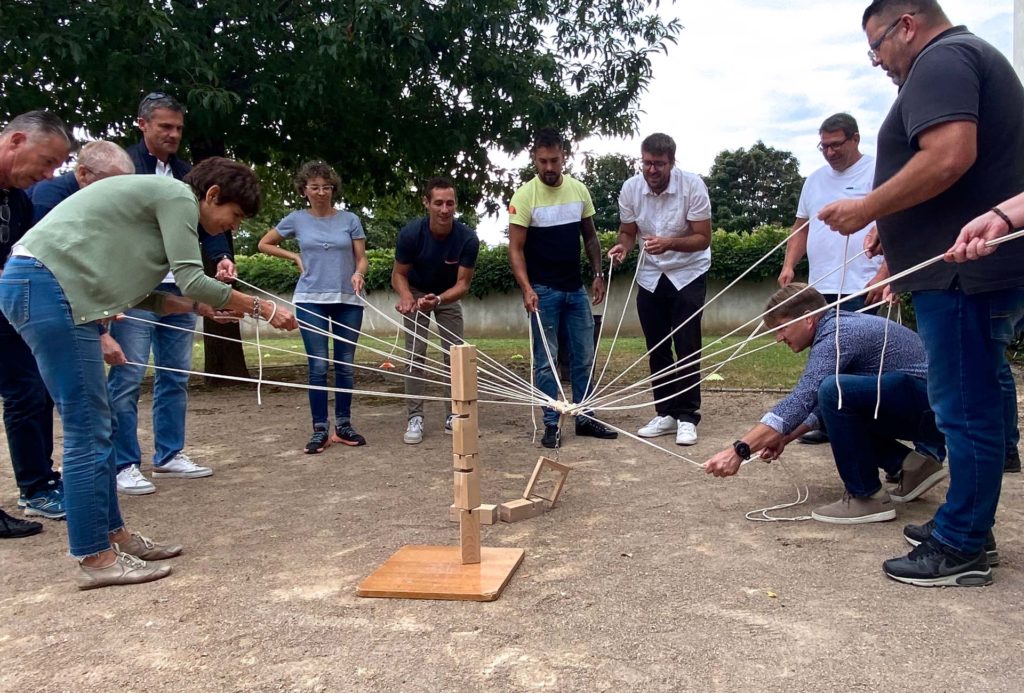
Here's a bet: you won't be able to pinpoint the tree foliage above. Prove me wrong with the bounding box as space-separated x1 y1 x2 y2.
1 0 680 214
704 141 804 233
576 152 638 232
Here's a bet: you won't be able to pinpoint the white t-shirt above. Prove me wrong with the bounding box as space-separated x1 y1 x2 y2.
796 154 881 294
618 167 712 293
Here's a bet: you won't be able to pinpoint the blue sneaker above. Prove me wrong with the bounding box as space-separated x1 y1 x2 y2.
21 487 66 520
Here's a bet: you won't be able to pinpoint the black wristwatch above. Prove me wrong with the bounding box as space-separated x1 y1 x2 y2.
732 440 752 461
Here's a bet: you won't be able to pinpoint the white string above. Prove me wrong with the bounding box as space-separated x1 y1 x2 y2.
743 458 812 522
531 308 568 406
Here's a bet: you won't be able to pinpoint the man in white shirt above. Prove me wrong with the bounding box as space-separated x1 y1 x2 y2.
608 133 712 445
779 113 884 445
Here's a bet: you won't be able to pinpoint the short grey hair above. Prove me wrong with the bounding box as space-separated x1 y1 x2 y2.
1 110 76 149
76 141 134 176
138 92 186 121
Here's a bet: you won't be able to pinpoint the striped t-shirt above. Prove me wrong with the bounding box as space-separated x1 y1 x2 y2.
509 174 596 291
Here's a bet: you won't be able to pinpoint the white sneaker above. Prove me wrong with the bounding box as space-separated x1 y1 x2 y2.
637 415 677 438
676 421 698 446
152 452 213 478
116 465 156 495
404 416 424 444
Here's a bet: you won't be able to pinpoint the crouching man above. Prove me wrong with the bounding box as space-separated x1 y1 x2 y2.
704 284 946 524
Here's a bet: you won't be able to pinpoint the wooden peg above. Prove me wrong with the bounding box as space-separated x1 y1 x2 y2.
450 345 479 401
454 469 481 510
453 452 477 471
451 414 479 456
459 509 481 564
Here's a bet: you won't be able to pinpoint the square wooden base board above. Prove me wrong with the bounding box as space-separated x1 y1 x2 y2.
356 545 525 602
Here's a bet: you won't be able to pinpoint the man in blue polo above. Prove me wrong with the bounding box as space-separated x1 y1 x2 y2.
107 92 235 495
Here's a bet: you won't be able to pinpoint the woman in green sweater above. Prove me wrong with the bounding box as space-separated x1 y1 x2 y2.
0 157 297 589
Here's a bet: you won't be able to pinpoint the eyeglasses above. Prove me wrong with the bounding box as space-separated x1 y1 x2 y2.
817 137 851 152
641 160 671 171
867 12 915 62
1 196 11 245
306 185 335 193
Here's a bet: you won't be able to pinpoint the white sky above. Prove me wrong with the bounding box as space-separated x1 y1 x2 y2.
476 0 1014 244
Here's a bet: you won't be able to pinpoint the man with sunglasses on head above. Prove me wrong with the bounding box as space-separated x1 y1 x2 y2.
107 92 235 496
819 0 1024 587
0 110 74 536
607 133 712 447
778 113 883 445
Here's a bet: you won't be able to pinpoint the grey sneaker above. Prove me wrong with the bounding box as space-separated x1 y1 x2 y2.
404 416 424 444
152 452 213 478
811 488 896 524
891 451 947 503
76 550 172 590
114 532 184 561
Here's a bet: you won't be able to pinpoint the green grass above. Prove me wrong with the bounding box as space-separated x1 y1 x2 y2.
193 333 806 390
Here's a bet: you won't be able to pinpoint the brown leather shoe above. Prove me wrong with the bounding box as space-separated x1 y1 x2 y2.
114 532 183 560
77 550 172 590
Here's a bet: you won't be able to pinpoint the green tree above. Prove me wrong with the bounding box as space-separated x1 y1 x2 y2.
1 0 678 376
705 141 804 233
577 152 637 232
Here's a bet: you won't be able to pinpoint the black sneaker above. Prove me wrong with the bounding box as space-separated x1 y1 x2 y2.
883 536 991 587
305 425 331 454
1005 449 1021 473
541 425 560 449
903 519 999 566
575 417 618 440
333 424 367 447
798 429 829 444
0 508 43 539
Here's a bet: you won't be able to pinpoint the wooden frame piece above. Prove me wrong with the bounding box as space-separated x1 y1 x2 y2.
523 456 571 508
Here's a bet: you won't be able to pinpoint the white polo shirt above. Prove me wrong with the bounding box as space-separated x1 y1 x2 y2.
618 167 712 293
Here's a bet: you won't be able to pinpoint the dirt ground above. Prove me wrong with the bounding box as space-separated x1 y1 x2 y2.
1 377 1023 693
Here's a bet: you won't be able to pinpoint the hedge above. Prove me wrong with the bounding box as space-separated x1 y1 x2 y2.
235 225 806 297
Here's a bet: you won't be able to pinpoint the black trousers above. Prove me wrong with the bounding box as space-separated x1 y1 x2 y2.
636 272 706 424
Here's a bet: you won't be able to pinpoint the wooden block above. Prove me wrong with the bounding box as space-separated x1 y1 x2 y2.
453 469 481 510
523 456 571 507
478 503 498 525
356 545 525 601
452 399 478 417
451 414 479 455
449 504 459 522
450 345 479 401
499 497 546 523
453 452 477 471
459 509 481 564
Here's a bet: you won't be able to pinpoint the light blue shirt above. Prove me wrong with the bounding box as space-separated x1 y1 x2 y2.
276 209 365 304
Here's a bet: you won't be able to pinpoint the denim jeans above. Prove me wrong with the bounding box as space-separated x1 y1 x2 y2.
0 310 60 497
531 284 595 427
998 355 1020 456
297 302 363 426
818 372 943 496
0 258 123 557
913 287 1024 554
107 283 196 471
402 290 463 420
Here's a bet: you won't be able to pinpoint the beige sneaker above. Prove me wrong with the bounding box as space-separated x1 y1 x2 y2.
114 532 183 561
77 550 172 590
811 488 896 525
891 451 948 502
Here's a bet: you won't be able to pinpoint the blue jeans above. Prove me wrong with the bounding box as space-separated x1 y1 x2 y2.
999 356 1019 456
818 373 943 496
913 287 1024 554
0 258 123 557
297 302 363 426
530 284 595 427
107 283 196 471
0 310 59 497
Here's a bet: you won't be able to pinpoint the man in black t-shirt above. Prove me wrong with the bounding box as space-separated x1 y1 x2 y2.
820 0 1024 588
391 176 480 444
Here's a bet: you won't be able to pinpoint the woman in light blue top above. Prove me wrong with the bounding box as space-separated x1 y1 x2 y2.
259 161 368 453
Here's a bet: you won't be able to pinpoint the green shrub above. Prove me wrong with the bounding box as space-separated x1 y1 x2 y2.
235 224 806 297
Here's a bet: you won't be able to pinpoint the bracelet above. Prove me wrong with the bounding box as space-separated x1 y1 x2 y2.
436 295 444 306
352 272 364 278
266 300 278 324
251 296 262 319
991 206 1015 233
